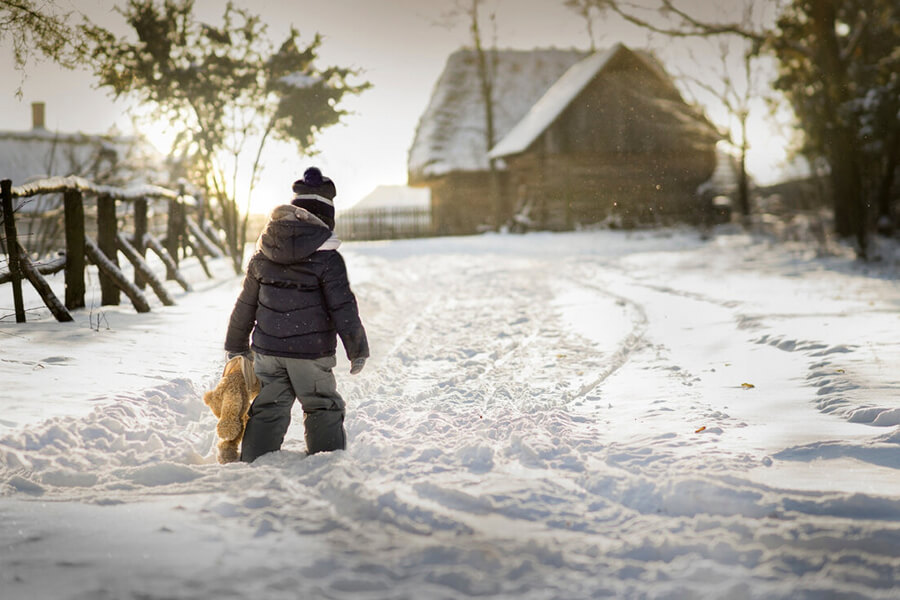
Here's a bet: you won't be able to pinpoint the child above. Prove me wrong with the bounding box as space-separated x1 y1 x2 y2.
224 167 369 462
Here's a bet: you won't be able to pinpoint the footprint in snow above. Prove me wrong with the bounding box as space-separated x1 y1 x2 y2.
40 356 75 364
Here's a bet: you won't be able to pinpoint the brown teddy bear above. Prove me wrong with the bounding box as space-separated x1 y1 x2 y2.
204 355 260 463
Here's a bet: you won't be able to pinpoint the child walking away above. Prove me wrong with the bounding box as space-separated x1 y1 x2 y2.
224 167 369 462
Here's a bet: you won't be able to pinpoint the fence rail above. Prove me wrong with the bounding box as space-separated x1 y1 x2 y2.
1 176 225 323
335 206 433 241
9 175 185 202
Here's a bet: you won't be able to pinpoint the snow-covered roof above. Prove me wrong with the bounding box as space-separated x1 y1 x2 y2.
408 48 588 181
487 44 708 159
0 128 166 188
346 185 430 212
488 44 625 159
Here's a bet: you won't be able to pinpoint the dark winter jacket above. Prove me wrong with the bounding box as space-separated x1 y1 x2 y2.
224 206 369 361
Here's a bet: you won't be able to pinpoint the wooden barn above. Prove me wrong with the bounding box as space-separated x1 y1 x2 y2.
408 43 723 234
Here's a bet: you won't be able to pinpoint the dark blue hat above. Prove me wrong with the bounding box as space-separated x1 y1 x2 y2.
291 167 336 229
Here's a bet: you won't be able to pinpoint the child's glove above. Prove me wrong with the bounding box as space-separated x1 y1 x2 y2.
350 357 366 375
226 350 251 361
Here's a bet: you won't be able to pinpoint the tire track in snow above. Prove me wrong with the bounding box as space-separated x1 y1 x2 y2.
557 274 649 402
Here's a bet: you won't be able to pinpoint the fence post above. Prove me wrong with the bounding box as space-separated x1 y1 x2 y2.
63 189 85 310
133 196 148 290
165 196 183 280
96 193 121 306
1 179 26 322
178 194 188 265
196 189 205 227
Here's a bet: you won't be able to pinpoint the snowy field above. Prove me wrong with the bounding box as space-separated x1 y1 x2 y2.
1 226 899 599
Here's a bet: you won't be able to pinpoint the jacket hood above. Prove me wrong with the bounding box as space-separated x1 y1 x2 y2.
256 205 333 264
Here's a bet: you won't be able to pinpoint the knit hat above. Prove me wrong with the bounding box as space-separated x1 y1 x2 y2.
291 167 336 229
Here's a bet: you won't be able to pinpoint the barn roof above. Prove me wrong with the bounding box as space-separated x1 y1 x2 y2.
489 43 716 159
407 48 588 181
488 44 625 159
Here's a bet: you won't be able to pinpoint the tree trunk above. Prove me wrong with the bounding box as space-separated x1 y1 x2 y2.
471 0 502 228
810 2 867 255
876 134 899 234
738 118 750 217
828 131 866 253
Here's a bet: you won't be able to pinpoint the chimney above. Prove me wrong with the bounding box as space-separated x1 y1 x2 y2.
31 102 45 129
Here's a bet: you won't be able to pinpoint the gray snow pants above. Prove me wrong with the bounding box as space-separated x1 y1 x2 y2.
240 353 346 462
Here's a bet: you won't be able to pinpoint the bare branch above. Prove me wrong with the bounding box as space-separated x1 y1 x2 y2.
608 0 765 43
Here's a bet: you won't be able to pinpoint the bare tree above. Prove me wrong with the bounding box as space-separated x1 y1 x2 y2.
563 0 614 51
440 0 504 227
668 28 768 217
468 0 503 225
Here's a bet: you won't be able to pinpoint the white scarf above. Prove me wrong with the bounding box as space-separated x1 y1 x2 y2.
258 204 342 252
318 233 341 251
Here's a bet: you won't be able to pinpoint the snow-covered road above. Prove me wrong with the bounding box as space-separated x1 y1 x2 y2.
2 228 899 599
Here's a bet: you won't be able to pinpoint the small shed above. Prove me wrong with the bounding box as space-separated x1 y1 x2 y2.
335 185 432 241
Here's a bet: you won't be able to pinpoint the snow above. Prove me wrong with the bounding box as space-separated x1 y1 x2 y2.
2 226 900 599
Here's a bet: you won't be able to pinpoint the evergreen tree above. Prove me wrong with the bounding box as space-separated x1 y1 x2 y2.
770 0 900 245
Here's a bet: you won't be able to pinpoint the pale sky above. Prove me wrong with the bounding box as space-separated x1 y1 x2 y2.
0 0 794 214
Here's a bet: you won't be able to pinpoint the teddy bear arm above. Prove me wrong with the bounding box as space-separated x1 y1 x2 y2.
203 390 223 418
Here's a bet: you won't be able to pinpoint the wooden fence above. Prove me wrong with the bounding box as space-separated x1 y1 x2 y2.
0 176 226 323
335 207 433 241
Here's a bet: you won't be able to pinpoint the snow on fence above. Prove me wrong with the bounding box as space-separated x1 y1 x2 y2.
335 206 433 241
0 176 226 323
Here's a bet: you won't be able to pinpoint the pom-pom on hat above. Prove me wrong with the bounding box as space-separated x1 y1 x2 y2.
291 167 336 229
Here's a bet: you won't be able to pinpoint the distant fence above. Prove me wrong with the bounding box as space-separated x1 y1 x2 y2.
0 176 226 323
336 207 433 241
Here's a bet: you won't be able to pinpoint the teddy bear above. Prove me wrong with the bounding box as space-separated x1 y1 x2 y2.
204 355 260 463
